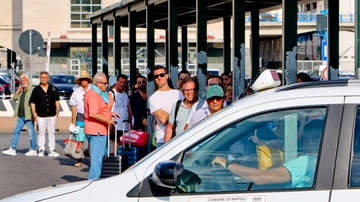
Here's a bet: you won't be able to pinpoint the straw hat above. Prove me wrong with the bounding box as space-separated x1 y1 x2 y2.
74 70 93 84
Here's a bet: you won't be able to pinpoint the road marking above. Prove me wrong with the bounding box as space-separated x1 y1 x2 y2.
0 100 71 117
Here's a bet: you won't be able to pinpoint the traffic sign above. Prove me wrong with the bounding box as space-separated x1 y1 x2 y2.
321 39 327 61
18 29 43 55
321 66 328 80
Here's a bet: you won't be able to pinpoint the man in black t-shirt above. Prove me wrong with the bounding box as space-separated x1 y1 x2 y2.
30 71 60 157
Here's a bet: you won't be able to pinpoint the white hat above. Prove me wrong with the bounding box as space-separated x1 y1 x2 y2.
74 70 93 84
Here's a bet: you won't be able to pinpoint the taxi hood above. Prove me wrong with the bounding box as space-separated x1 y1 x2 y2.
1 180 92 202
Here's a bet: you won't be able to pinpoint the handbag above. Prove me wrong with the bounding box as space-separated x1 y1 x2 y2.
120 130 149 147
63 133 84 160
254 130 283 170
256 145 283 170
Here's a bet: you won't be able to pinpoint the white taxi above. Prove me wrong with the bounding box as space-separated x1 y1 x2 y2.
3 79 360 202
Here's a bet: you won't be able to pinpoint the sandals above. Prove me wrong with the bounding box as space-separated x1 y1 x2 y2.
74 162 83 167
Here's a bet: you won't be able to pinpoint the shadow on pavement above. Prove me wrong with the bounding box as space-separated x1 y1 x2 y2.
56 139 66 148
61 175 87 183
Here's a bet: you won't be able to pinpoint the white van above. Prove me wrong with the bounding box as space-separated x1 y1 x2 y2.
4 79 360 201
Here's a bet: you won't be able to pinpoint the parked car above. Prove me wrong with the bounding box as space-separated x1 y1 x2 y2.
0 77 11 97
4 79 360 201
49 75 77 100
207 69 220 76
0 73 19 89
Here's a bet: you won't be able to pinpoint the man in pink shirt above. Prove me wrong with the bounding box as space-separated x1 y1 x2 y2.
84 72 115 180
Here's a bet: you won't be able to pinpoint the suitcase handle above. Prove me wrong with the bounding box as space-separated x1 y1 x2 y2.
107 121 117 157
122 120 130 148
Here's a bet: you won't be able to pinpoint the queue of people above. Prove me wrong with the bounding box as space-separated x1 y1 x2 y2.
1 67 235 180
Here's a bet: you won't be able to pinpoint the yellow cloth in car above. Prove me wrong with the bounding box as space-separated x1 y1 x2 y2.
256 145 283 170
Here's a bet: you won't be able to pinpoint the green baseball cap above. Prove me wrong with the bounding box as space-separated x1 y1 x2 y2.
206 85 224 99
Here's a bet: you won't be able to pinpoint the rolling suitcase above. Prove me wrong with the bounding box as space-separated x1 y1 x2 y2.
101 122 128 178
118 120 142 167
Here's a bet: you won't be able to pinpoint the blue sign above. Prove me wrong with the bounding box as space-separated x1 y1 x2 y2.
321 40 327 61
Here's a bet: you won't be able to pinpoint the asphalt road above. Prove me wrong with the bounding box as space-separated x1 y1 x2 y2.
0 132 90 200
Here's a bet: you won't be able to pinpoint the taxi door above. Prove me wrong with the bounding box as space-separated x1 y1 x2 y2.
330 97 360 201
136 97 343 202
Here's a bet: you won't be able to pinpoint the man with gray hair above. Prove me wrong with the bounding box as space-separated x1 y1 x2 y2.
31 71 60 157
84 72 115 180
2 74 37 156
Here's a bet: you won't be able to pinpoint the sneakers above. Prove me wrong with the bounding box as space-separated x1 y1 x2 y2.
38 150 44 157
25 149 37 157
48 150 60 157
2 148 16 156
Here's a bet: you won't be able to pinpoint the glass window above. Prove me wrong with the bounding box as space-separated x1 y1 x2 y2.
71 14 81 20
81 0 91 4
71 21 81 28
71 0 80 4
82 21 90 28
350 108 360 186
71 6 81 12
81 6 91 12
71 0 101 28
93 6 101 12
179 108 326 193
81 13 89 20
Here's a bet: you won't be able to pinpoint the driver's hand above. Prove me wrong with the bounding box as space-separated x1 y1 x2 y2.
248 135 259 144
211 156 227 168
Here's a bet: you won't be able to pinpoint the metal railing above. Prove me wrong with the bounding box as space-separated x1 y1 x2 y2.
247 13 355 23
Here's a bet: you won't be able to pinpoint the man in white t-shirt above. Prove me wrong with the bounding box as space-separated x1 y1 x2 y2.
149 65 183 148
107 74 131 153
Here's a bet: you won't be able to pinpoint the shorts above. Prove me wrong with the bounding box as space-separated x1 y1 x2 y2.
109 127 126 142
74 120 86 142
74 127 86 142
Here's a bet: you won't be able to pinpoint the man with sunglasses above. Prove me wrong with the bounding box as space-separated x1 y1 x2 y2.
164 77 199 143
84 72 115 180
176 70 191 90
184 75 224 130
188 85 224 127
129 76 148 131
149 65 183 148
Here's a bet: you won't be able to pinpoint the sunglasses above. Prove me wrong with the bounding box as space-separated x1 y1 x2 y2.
209 82 220 86
207 96 223 103
98 81 108 85
137 81 146 84
154 73 166 79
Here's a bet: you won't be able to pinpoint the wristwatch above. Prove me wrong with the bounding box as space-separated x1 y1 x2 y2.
226 160 234 168
56 110 60 112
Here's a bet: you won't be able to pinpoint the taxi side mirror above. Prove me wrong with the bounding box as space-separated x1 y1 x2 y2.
149 160 184 189
149 160 201 193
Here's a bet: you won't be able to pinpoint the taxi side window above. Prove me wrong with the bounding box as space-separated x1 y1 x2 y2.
179 107 326 193
350 108 360 186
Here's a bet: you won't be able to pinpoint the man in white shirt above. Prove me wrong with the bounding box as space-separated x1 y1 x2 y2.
149 65 183 148
107 74 132 153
